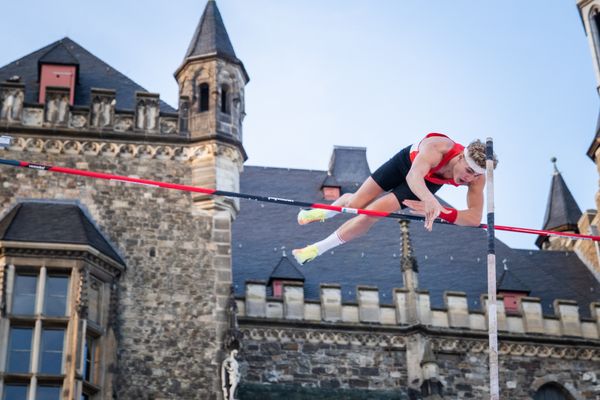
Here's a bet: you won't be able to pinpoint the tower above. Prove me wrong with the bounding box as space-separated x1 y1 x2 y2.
175 0 249 214
576 0 600 278
0 1 248 398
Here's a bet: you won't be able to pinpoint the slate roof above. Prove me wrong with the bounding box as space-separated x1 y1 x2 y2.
0 202 124 265
39 41 79 67
232 148 600 318
268 254 305 285
536 161 583 248
181 0 248 81
497 266 530 293
0 37 176 113
328 146 371 194
185 0 237 61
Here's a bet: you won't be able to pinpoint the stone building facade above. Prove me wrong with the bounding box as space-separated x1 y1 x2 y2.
0 1 599 400
0 1 247 399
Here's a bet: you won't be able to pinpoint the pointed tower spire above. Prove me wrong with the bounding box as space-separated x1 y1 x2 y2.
182 1 246 73
536 158 583 249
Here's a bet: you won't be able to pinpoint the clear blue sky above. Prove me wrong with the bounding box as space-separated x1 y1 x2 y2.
1 1 598 250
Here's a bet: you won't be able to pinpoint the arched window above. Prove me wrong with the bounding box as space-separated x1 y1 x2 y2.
534 383 574 400
199 83 209 112
220 84 230 114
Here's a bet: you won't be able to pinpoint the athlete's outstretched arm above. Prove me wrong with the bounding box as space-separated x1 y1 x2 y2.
405 141 448 230
403 175 484 227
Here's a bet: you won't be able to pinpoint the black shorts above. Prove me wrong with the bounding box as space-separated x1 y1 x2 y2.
371 145 442 208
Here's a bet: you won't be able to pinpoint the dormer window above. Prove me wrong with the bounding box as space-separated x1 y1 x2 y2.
199 83 209 112
323 186 341 201
39 64 77 105
499 291 527 314
321 175 341 201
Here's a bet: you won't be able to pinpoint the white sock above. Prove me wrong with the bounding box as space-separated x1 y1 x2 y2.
314 231 345 255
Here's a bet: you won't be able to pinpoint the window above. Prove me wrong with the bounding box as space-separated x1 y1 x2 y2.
39 329 65 375
36 386 61 400
12 274 37 315
7 327 33 373
2 265 110 400
199 83 209 112
220 85 230 114
83 335 96 382
2 384 28 400
534 383 573 400
44 275 69 316
38 64 76 105
323 186 341 201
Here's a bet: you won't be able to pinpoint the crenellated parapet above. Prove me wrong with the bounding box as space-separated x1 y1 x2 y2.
0 83 180 138
238 281 600 341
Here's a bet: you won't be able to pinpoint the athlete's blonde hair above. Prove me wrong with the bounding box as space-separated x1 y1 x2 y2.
466 139 498 170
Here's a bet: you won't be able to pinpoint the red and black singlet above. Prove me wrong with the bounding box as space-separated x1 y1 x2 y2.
409 133 464 187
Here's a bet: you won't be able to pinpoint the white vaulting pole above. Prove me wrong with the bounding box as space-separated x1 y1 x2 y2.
486 138 500 399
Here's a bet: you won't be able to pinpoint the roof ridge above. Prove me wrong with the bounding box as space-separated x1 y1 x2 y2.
244 165 327 173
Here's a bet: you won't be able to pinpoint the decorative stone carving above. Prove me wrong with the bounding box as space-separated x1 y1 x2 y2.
82 141 101 156
77 267 89 318
114 114 134 132
25 138 44 153
22 108 43 126
44 87 70 125
119 144 137 159
160 118 177 135
179 96 190 134
70 112 88 129
90 89 116 129
63 141 81 155
44 139 63 154
1 136 238 163
221 349 240 400
0 83 24 122
135 92 160 132
239 327 408 350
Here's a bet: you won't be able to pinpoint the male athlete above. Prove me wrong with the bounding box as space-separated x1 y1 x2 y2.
292 133 498 265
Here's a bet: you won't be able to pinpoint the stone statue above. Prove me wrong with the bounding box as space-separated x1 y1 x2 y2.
57 95 69 124
136 100 145 130
11 90 23 121
91 96 101 127
146 102 157 130
221 349 240 400
103 98 115 127
179 98 189 133
46 97 58 123
0 90 14 120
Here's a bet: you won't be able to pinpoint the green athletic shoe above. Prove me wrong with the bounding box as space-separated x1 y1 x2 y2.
292 245 319 265
297 208 327 225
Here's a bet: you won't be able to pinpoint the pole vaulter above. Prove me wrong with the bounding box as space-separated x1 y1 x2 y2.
0 156 597 243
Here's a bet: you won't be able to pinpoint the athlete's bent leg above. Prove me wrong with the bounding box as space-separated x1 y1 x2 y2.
293 192 400 265
297 177 385 225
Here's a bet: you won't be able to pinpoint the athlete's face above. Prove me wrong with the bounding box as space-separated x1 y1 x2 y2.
454 156 482 185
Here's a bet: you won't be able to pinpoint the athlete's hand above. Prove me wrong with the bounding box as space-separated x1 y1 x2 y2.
402 199 450 231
